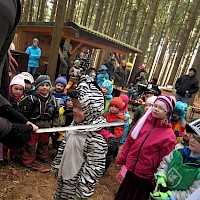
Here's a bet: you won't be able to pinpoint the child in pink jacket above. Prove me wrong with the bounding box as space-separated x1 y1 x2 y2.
115 95 176 200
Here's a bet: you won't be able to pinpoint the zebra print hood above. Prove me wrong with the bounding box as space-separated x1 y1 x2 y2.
69 76 106 130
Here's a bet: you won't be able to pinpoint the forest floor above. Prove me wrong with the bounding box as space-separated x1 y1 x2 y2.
1 96 200 200
0 151 121 200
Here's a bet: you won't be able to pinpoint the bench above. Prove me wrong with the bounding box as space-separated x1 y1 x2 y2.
189 105 200 119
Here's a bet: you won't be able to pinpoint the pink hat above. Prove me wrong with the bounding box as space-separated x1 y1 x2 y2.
155 94 176 115
10 74 25 89
139 65 145 70
146 96 157 105
119 94 129 112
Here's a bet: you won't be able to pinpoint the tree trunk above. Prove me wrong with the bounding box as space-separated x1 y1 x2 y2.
82 0 92 26
36 0 41 21
47 0 68 82
104 0 114 34
88 0 96 27
108 0 122 37
50 0 58 22
181 20 200 75
98 0 109 32
38 0 46 21
22 0 30 22
125 0 141 44
29 0 34 22
117 0 129 40
93 0 104 31
66 0 76 21
168 0 200 84
153 0 180 80
130 0 160 82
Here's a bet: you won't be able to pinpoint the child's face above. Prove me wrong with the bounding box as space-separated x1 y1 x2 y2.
102 86 108 94
110 105 120 114
25 80 32 90
66 99 73 108
33 41 39 46
151 100 168 119
72 99 85 123
145 102 152 112
12 84 24 96
101 70 106 74
92 75 96 79
188 133 200 153
36 82 50 96
55 83 65 93
144 93 154 101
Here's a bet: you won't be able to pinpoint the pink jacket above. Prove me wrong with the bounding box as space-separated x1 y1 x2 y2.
117 114 176 180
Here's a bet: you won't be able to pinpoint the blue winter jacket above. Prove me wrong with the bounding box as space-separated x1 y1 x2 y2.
25 45 41 68
96 72 109 86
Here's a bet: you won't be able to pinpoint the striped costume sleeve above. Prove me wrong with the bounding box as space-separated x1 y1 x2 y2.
76 132 108 199
51 139 66 174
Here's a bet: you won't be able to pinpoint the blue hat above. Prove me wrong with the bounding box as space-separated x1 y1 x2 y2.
173 101 189 120
99 65 107 71
55 77 67 87
102 79 113 95
35 75 52 89
33 38 39 43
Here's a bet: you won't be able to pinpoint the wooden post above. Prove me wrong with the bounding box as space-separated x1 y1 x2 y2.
97 49 105 69
46 0 68 82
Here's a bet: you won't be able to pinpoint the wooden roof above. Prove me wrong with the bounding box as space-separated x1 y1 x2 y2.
17 22 142 55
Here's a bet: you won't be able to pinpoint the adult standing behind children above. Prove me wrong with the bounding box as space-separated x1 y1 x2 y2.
26 38 41 77
104 58 116 80
115 95 176 200
175 67 199 105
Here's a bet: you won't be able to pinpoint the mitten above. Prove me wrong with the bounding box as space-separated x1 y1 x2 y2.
154 173 167 193
150 191 175 200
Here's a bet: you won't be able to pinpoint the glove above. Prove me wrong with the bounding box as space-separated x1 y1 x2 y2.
174 130 180 137
2 123 33 146
154 173 167 193
150 191 175 200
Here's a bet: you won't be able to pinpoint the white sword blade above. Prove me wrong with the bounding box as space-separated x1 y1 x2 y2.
36 122 125 133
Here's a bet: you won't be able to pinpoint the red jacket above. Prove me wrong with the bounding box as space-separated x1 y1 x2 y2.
117 113 176 180
106 112 126 138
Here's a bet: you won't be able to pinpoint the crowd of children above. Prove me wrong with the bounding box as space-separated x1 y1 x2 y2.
0 55 199 200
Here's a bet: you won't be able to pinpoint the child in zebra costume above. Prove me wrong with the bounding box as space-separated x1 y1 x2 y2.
52 76 108 200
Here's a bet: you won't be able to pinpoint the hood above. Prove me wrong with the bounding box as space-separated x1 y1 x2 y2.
102 79 113 95
68 76 106 130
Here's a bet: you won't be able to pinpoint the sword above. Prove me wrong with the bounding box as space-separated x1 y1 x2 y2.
36 122 125 133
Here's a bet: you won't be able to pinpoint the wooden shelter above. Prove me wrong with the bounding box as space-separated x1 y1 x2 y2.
15 22 142 74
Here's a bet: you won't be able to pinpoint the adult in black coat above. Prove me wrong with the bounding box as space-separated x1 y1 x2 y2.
0 0 21 99
0 94 38 164
175 67 199 105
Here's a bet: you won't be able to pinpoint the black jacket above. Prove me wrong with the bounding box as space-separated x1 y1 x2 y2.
175 75 199 97
22 92 59 128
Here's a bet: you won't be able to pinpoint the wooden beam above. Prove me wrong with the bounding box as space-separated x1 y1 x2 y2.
97 49 105 68
63 33 130 56
71 42 83 55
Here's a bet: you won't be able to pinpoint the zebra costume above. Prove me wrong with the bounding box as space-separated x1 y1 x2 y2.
52 76 108 200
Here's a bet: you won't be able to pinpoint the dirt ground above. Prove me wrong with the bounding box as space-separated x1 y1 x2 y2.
1 96 199 200
0 158 121 200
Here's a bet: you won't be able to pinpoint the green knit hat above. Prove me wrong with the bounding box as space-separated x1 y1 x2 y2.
35 75 52 89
